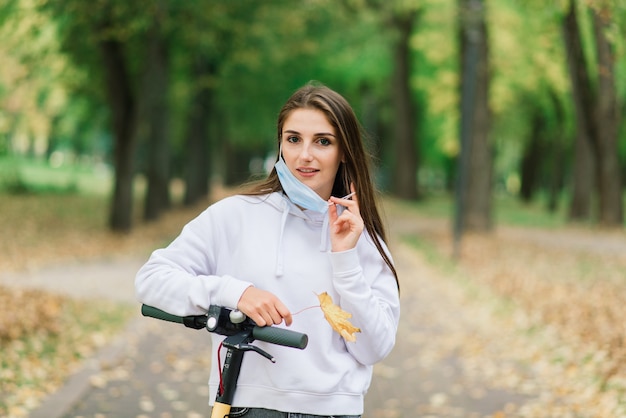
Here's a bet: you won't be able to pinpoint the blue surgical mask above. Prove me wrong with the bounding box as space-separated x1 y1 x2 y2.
275 153 329 213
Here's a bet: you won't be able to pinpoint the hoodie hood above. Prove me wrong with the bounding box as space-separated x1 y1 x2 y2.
239 192 330 277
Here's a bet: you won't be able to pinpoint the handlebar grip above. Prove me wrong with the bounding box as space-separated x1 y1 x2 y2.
141 305 183 324
252 326 308 350
141 305 308 349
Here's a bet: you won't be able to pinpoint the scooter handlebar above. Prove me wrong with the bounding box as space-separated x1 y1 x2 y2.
141 304 184 324
141 304 308 349
252 325 308 349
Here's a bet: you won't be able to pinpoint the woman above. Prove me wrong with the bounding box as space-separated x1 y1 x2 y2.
135 83 400 417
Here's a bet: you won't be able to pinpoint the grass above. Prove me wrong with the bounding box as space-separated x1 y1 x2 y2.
0 156 111 196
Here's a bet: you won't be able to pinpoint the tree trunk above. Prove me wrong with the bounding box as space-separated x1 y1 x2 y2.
545 89 567 213
591 8 623 226
569 130 595 219
562 1 623 226
457 0 492 233
546 137 565 213
99 35 136 232
562 1 595 221
223 144 255 186
519 112 544 203
183 57 215 206
359 82 382 159
390 12 420 200
142 21 171 221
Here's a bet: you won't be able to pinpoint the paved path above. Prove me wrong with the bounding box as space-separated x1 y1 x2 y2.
12 244 529 418
0 257 143 304
12 205 626 417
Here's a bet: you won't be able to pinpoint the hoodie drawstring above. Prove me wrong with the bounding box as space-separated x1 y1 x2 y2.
320 215 330 253
275 200 290 277
275 195 331 277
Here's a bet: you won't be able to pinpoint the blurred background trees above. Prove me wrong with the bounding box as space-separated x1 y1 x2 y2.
0 0 624 233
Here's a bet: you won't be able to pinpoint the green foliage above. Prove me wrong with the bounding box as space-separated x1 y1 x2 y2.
411 0 459 170
0 0 624 218
214 0 395 151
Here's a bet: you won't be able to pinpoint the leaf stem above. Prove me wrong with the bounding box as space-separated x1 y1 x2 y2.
291 305 321 316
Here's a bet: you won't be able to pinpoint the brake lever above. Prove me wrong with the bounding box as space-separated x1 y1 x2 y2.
222 332 276 363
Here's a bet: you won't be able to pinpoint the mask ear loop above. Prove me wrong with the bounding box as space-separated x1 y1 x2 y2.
277 134 284 159
276 144 286 195
277 140 285 163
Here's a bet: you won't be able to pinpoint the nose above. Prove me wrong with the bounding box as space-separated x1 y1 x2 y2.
299 142 313 161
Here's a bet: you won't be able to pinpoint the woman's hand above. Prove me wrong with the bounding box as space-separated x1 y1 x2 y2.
328 184 364 252
237 286 293 326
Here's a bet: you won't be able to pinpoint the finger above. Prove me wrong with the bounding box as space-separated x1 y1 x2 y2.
268 306 284 325
337 209 364 232
334 216 359 235
283 312 293 326
275 300 292 325
263 309 278 327
276 303 293 326
253 313 267 327
329 195 358 212
336 186 359 213
333 198 360 219
327 198 338 222
253 299 276 326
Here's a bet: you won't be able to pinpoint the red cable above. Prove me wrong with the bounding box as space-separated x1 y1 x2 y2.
217 341 225 394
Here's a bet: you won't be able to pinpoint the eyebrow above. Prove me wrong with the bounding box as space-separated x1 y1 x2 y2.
283 129 336 137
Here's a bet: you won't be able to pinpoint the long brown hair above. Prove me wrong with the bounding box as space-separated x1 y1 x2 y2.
244 82 399 287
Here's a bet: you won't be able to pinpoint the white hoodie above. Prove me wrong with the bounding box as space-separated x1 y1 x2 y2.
135 192 400 415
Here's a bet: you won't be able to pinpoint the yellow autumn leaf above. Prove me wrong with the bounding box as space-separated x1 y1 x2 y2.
317 292 361 342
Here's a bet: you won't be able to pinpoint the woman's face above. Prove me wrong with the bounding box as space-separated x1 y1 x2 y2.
280 108 343 201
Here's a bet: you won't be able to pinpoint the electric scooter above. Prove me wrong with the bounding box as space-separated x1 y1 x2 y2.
141 304 308 418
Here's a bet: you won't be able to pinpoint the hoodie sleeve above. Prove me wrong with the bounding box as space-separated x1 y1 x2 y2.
328 236 400 366
135 201 253 317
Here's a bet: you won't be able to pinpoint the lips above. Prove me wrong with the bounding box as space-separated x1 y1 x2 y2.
297 167 319 176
